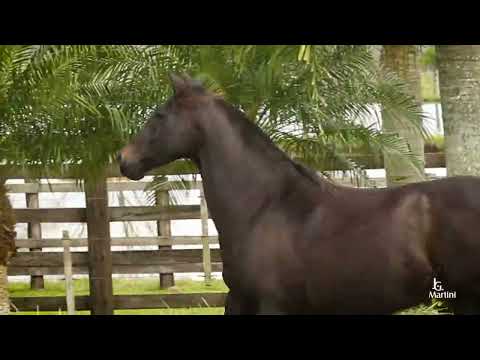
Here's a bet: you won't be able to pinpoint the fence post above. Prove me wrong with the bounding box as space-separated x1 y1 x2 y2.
155 186 174 289
62 230 75 315
26 179 44 290
85 173 114 315
199 184 212 286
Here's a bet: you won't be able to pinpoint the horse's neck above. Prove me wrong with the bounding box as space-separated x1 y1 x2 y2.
195 109 298 239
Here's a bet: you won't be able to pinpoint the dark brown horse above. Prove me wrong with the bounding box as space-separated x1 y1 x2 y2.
118 74 480 314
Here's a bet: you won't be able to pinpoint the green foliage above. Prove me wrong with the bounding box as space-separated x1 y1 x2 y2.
421 71 440 102
0 45 428 185
0 46 173 179
169 46 428 183
396 300 450 315
420 46 437 69
425 134 444 152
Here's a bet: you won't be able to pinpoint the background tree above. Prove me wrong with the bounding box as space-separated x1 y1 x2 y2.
144 45 427 192
1 45 424 182
381 45 426 187
436 45 480 176
0 181 16 315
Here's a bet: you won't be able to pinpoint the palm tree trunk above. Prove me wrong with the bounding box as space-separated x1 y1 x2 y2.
436 45 480 176
0 265 8 315
382 45 425 186
0 181 14 315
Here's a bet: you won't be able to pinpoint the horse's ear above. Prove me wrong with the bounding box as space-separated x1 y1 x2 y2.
180 73 193 82
169 73 188 95
190 78 205 90
181 73 206 92
169 72 207 97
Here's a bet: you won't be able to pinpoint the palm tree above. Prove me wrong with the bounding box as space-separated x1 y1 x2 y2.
0 182 16 315
1 45 424 180
0 45 171 179
0 266 7 314
142 45 428 192
381 45 426 187
0 45 427 202
436 45 480 176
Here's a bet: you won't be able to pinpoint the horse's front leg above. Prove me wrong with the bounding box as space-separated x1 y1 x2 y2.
224 291 257 315
224 289 287 315
224 292 241 315
256 298 288 315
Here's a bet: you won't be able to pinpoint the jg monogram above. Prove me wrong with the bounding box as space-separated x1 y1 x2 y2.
429 277 456 299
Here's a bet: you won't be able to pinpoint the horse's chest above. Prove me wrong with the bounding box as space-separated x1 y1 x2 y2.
232 222 306 298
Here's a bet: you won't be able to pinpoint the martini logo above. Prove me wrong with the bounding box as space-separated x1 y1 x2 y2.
429 277 456 299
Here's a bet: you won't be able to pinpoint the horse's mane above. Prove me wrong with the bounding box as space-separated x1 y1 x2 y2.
214 98 327 187
291 161 325 185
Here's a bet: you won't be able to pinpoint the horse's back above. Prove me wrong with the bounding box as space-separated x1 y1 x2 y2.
298 188 435 313
236 174 480 314
295 175 480 313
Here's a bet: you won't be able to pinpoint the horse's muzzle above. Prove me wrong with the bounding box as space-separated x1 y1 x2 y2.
119 159 145 181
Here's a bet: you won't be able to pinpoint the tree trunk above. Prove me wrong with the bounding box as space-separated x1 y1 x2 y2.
436 45 480 176
0 181 15 315
0 265 8 314
85 175 114 315
382 45 425 186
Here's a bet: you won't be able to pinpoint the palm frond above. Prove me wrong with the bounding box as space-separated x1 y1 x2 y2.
1 45 429 194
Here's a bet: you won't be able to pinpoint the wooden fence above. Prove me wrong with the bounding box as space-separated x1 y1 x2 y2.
2 153 446 314
5 176 224 313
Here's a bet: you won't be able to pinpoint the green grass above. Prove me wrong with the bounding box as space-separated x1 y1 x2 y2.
396 301 450 315
11 308 225 315
9 278 228 315
9 278 228 297
8 278 450 315
429 134 444 150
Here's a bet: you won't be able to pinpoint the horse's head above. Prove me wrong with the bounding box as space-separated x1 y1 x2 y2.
118 73 210 180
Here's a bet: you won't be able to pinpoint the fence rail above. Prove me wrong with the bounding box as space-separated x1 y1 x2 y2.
13 205 201 223
5 181 199 194
15 236 219 249
10 293 227 312
9 249 222 272
0 152 445 179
